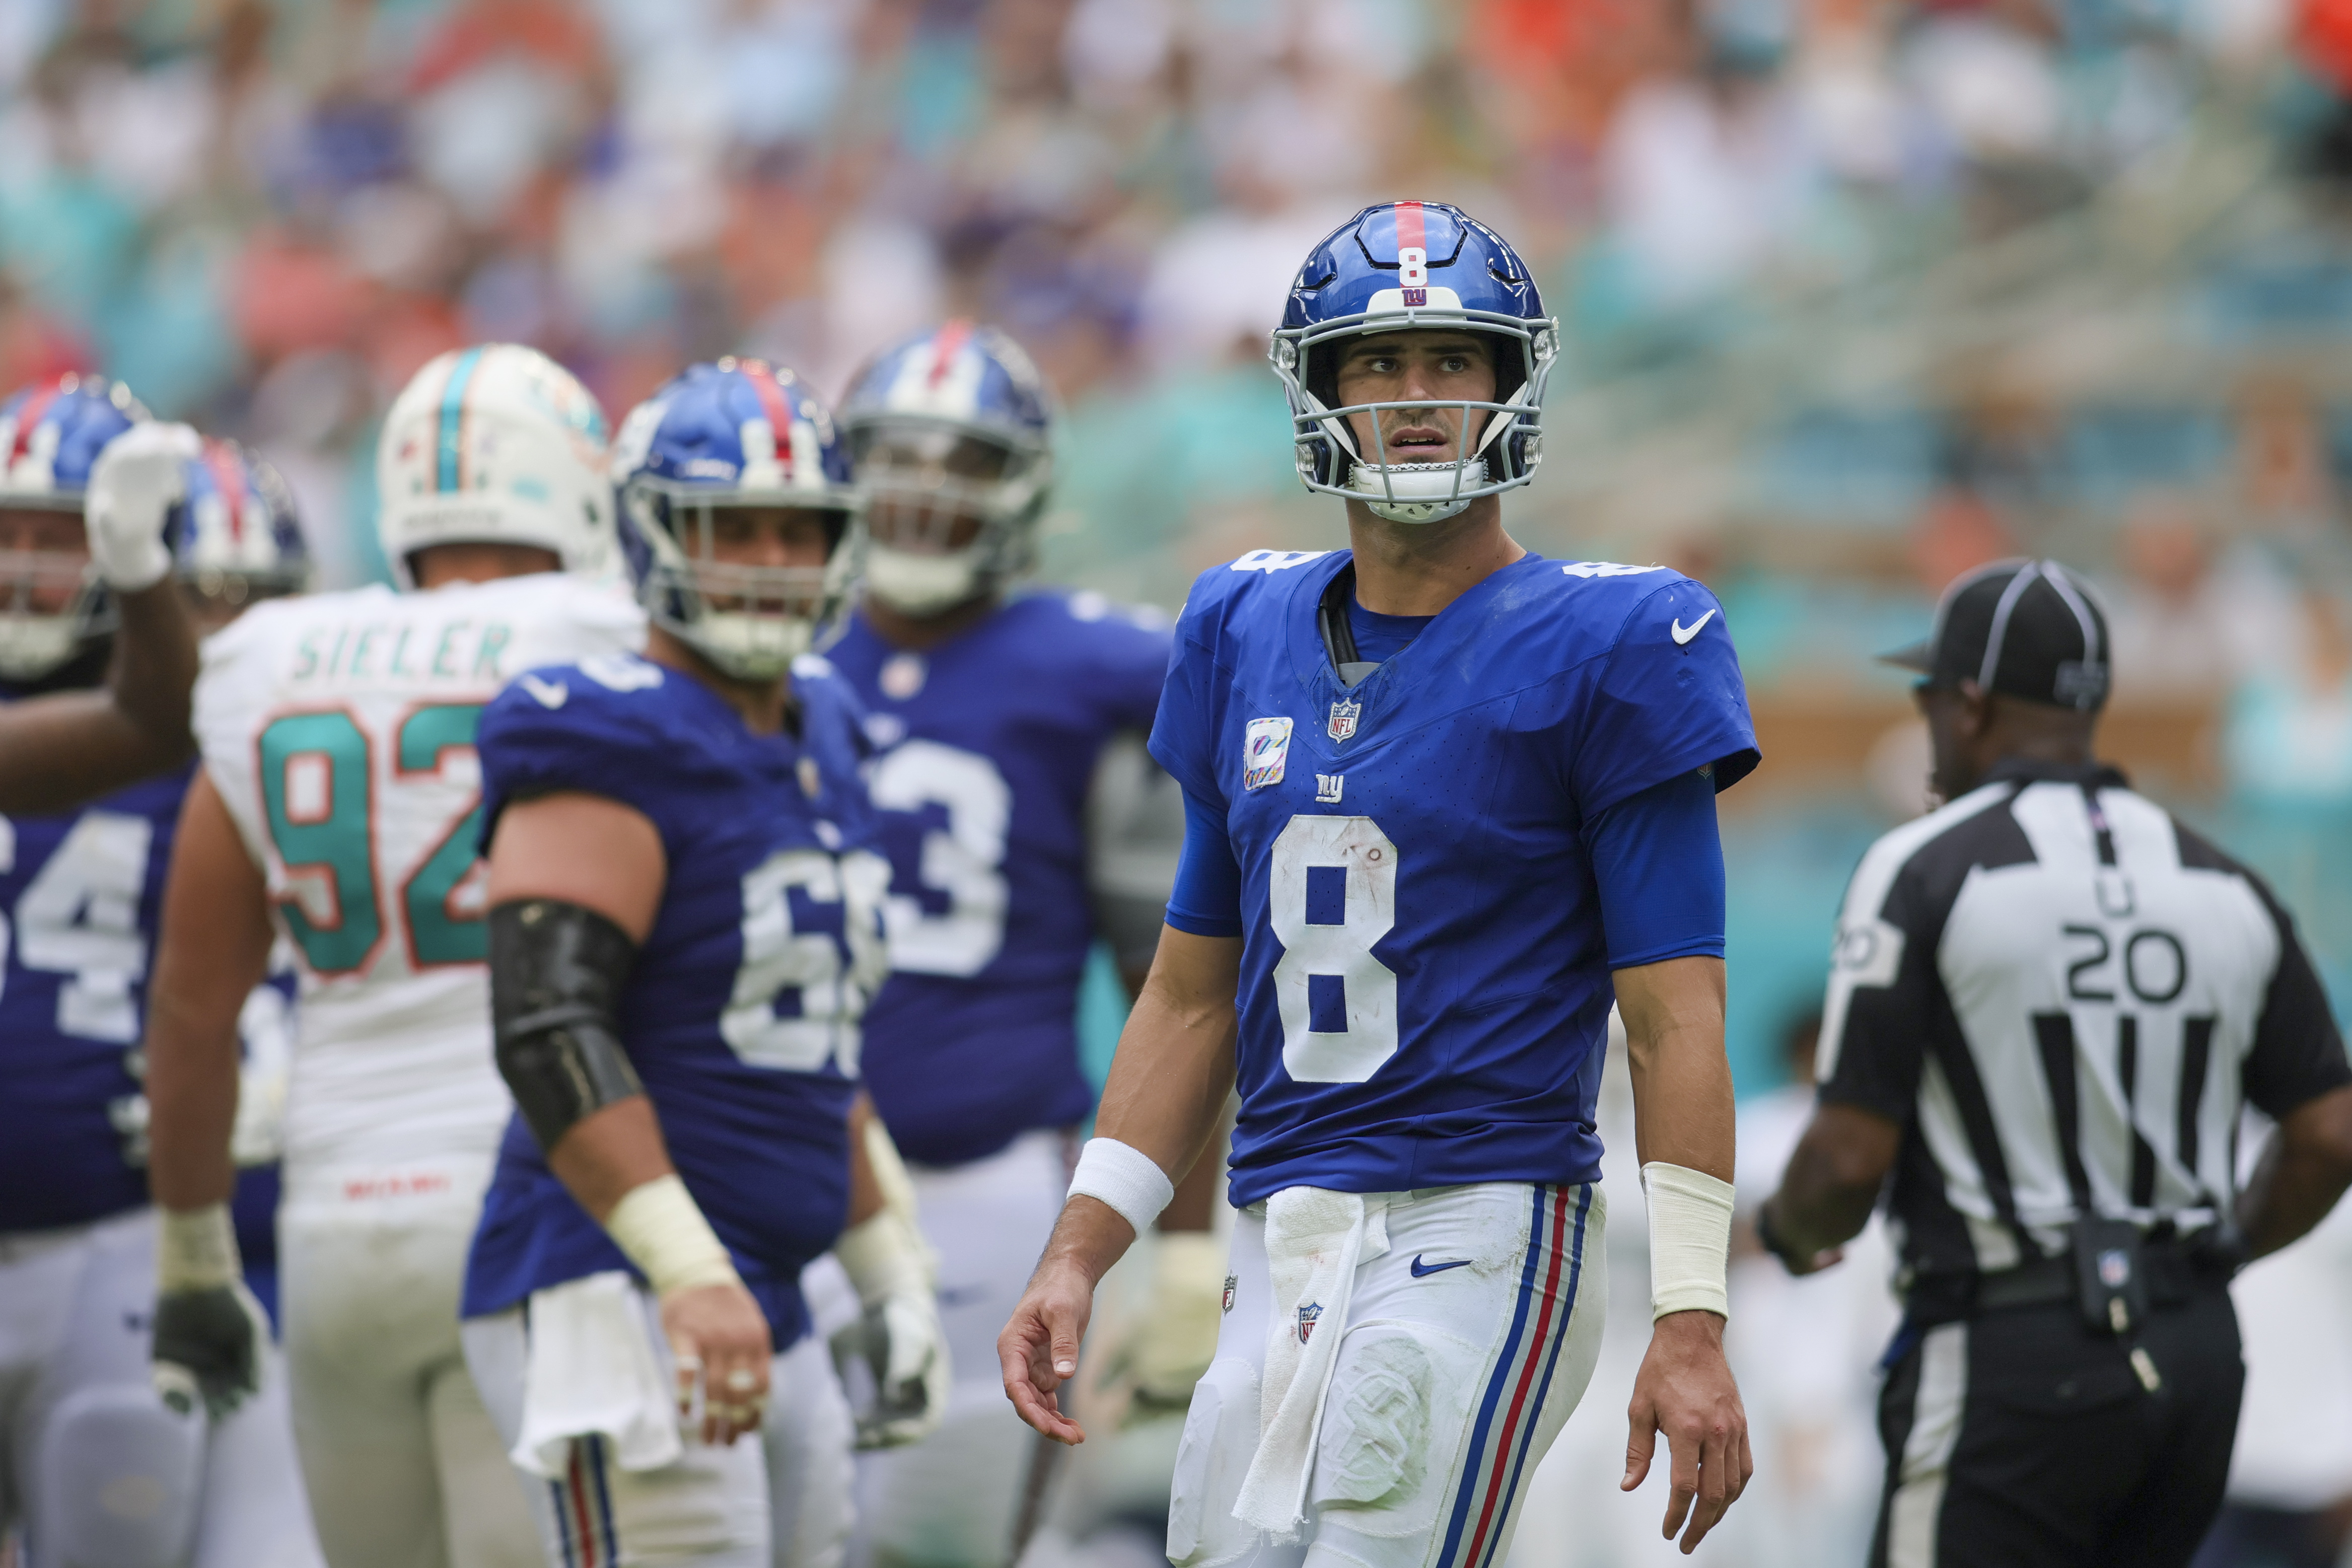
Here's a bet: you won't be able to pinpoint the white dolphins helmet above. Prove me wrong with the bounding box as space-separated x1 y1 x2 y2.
376 344 615 587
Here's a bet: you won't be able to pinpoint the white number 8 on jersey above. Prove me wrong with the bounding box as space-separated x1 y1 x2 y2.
1269 815 1399 1083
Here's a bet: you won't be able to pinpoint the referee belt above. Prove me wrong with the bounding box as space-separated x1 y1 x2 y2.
1908 1236 2235 1324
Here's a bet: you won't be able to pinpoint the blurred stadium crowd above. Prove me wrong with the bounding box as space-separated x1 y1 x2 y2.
10 0 2352 1564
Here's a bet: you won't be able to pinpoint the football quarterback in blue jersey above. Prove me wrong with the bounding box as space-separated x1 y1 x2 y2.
1001 202 1761 1564
0 385 325 1568
829 321 1207 1562
458 360 945 1567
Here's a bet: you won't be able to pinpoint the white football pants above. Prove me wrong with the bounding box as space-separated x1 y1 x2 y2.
844 1129 1069 1568
277 1162 541 1568
1170 1181 1606 1568
0 1206 324 1568
463 1288 856 1567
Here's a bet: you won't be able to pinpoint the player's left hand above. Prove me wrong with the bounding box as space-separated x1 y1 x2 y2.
833 1287 950 1449
86 420 199 591
1623 1309 1751 1554
152 1280 269 1421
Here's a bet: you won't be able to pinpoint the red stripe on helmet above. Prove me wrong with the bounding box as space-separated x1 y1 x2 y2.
927 320 973 388
1394 200 1425 259
202 441 247 541
742 363 798 481
7 379 67 466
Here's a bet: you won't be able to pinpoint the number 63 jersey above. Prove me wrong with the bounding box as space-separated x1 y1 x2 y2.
1149 549 1758 1206
194 575 644 1182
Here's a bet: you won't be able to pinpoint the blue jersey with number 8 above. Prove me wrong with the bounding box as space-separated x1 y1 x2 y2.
461 651 888 1345
1148 549 1758 1205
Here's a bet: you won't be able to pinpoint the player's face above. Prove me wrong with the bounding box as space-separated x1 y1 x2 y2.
854 426 1010 555
1332 333 1497 467
0 504 92 614
681 502 836 619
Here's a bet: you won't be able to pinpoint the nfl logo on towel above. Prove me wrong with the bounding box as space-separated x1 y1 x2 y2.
1243 717 1293 790
1328 698 1360 741
1297 1302 1323 1343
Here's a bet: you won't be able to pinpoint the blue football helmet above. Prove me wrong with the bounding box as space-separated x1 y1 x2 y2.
838 321 1054 616
173 439 309 609
1271 201 1557 524
0 373 151 679
611 358 862 679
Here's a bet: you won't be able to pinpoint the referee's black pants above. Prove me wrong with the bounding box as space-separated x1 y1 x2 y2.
1868 1284 2243 1568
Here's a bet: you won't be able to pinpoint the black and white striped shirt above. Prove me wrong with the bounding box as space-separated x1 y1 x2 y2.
1817 759 2350 1281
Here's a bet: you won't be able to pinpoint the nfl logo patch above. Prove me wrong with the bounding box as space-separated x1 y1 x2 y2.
1328 699 1360 742
1243 717 1293 790
1297 1302 1323 1344
1222 1275 1236 1314
2099 1249 2131 1289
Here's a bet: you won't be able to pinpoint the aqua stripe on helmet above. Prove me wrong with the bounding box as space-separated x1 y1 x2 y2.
436 346 486 493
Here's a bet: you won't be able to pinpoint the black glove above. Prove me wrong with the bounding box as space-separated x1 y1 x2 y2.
153 1282 268 1420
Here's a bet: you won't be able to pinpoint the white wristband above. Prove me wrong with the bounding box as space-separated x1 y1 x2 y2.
1067 1137 1174 1239
604 1174 742 1298
1641 1161 1735 1321
157 1202 242 1293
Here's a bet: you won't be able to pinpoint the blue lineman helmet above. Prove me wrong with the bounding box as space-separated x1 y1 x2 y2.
1271 200 1557 524
172 439 309 608
0 372 151 679
838 321 1053 616
611 358 862 680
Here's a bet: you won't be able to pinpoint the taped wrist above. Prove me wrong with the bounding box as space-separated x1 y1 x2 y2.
836 1209 931 1305
489 898 643 1153
605 1174 741 1297
157 1202 241 1293
1642 1161 1735 1321
1068 1137 1175 1239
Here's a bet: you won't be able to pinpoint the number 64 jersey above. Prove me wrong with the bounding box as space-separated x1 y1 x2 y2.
193 575 644 1187
1149 549 1758 1206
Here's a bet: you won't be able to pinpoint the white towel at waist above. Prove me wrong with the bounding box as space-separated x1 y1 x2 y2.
1232 1186 1389 1540
510 1270 683 1478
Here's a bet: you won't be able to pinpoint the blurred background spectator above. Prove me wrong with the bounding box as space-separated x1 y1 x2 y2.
11 0 2352 1561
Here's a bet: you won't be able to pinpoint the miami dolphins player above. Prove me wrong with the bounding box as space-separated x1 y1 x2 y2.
0 378 324 1568
829 321 1207 1563
142 344 638 1568
457 360 942 1567
1000 201 1760 1563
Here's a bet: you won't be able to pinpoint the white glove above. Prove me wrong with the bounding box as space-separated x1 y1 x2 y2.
84 421 199 591
1100 1230 1226 1424
830 1208 950 1449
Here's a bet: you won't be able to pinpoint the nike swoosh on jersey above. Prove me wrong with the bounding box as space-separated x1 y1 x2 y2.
520 674 568 708
1670 608 1718 646
1408 1254 1472 1277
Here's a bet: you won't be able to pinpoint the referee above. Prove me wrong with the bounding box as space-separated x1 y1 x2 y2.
1759 559 2352 1567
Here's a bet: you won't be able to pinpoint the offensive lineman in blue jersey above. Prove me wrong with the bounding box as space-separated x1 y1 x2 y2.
827 321 1207 1562
0 374 323 1567
1001 201 1761 1563
459 360 946 1567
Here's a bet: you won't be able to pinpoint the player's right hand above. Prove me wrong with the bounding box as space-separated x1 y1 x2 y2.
85 421 200 591
999 1255 1095 1446
152 1280 269 1421
662 1279 772 1447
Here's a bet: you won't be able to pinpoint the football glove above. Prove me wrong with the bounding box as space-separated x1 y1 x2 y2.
151 1203 268 1420
831 1119 949 1449
1099 1230 1225 1424
85 421 199 592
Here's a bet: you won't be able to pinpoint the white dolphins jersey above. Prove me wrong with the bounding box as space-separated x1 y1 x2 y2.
194 574 645 1181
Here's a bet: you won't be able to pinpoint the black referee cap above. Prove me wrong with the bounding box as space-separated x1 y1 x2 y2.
1882 558 2111 711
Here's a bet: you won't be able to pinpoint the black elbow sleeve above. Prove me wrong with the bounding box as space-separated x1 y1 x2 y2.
488 898 644 1154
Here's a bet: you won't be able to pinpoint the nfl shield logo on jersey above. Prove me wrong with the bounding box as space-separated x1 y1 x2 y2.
1243 717 1293 790
1223 1274 1237 1314
1327 698 1360 742
1297 1302 1323 1344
